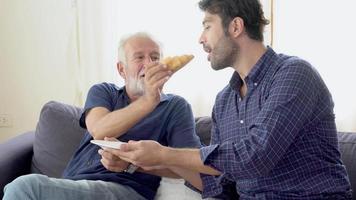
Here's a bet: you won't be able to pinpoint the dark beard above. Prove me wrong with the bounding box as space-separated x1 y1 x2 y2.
211 35 238 71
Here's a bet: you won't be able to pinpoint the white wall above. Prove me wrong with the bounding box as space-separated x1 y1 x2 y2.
1 0 355 142
273 0 356 131
0 0 80 141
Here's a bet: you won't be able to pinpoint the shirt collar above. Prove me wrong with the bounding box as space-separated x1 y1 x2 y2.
246 46 276 84
118 86 169 103
229 46 277 91
229 72 243 92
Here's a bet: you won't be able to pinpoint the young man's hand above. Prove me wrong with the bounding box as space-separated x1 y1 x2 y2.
110 140 166 168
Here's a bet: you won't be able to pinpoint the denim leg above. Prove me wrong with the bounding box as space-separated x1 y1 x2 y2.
3 174 146 200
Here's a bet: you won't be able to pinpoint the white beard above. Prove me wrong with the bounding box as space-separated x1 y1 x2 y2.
126 76 145 97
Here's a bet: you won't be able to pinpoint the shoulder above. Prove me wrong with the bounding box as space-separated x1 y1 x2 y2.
90 82 121 92
164 94 190 106
276 55 316 76
271 55 323 86
87 82 122 98
269 55 329 98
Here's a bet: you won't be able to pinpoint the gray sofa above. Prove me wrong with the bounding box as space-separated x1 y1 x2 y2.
0 101 355 199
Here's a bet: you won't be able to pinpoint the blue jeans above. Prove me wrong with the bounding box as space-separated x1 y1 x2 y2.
3 174 146 200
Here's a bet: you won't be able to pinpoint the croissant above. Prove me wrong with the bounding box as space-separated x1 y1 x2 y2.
161 54 194 72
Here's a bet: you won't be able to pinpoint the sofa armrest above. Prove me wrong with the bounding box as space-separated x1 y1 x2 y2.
0 131 35 197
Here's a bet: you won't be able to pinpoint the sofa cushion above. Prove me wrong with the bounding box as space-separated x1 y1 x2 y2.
337 132 356 198
195 116 212 146
31 101 86 178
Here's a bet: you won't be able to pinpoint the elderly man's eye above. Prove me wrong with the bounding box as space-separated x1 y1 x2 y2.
152 57 160 61
135 56 144 60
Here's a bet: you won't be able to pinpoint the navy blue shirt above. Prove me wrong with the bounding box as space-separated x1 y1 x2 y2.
63 83 201 200
200 47 352 199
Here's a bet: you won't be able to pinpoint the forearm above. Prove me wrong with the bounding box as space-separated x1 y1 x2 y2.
163 147 221 176
170 166 203 191
91 98 155 139
138 167 181 179
139 165 203 191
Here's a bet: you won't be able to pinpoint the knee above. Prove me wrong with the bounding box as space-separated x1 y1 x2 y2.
3 174 47 200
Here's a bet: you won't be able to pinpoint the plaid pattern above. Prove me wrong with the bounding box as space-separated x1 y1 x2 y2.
200 47 352 199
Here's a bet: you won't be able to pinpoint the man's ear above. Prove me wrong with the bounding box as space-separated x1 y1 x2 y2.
117 62 126 80
229 17 244 38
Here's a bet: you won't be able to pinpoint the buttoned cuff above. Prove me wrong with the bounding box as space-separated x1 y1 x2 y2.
199 145 234 198
184 181 201 194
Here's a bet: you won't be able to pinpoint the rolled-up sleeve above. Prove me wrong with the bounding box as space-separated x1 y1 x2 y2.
199 111 235 198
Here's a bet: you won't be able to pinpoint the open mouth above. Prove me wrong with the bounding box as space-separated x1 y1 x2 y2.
203 45 212 61
203 45 212 54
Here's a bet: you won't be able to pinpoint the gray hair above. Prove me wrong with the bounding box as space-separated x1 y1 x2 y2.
118 32 163 66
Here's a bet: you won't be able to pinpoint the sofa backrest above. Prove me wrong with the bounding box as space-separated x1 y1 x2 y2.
338 132 356 198
31 101 86 177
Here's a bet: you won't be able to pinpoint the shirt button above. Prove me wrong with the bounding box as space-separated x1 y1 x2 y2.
240 120 244 124
238 97 242 102
254 82 258 86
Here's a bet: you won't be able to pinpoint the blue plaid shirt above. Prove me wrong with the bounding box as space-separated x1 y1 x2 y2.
200 47 352 199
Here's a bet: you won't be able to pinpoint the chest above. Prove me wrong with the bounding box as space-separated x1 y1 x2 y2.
216 85 268 142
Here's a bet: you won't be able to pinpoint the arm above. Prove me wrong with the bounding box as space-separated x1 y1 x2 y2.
87 98 155 140
86 62 171 140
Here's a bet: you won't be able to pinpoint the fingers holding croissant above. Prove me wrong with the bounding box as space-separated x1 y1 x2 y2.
161 54 194 72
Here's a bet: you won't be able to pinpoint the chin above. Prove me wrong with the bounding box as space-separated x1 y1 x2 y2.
211 63 228 71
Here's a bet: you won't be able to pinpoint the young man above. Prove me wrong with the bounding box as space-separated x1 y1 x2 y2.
3 32 201 200
108 0 352 199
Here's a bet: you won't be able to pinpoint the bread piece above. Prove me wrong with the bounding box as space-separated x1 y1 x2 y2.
161 54 194 72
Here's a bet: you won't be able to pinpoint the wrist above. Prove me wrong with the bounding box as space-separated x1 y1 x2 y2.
136 97 157 113
161 146 178 167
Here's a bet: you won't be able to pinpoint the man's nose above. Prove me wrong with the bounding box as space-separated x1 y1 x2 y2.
199 33 205 44
143 56 153 65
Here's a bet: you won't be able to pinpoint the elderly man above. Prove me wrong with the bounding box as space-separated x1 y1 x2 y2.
3 32 201 200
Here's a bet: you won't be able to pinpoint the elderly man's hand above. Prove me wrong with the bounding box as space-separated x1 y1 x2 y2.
142 62 172 106
99 148 130 172
98 137 130 172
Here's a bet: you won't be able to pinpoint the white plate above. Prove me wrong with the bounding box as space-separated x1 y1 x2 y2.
90 140 126 149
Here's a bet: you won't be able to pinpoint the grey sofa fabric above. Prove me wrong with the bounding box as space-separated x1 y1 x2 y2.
31 101 86 178
338 132 356 198
0 131 34 197
195 116 212 146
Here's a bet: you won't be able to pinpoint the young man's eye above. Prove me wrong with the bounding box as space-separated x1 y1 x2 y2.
204 25 210 30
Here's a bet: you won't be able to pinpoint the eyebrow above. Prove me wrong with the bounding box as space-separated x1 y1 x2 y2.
132 52 144 57
202 17 213 26
150 51 160 56
132 51 160 57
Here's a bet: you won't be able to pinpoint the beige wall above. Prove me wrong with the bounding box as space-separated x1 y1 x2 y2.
0 0 81 142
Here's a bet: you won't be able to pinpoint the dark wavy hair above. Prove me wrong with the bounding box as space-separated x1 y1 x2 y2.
199 0 269 41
